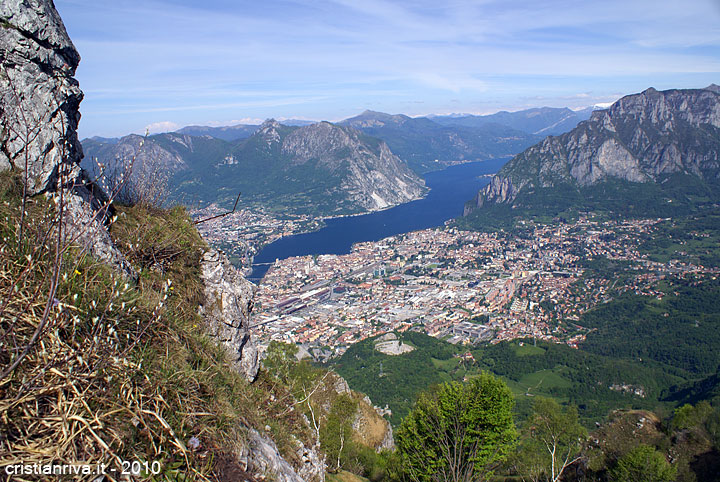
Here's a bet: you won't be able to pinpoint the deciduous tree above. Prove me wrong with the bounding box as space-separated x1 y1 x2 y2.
520 397 586 482
609 444 676 482
395 372 517 482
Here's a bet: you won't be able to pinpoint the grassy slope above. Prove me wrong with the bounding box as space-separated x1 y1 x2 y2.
0 172 314 480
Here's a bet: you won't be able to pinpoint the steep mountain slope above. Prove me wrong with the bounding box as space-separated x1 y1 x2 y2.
339 110 539 173
83 120 427 216
222 120 427 213
2 3 399 480
429 106 596 136
465 86 720 219
82 132 231 175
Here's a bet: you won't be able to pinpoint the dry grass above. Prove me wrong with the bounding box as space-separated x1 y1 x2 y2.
352 396 389 449
0 173 209 480
0 172 315 481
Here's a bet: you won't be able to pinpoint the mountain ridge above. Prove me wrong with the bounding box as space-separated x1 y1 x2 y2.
428 106 598 136
339 110 541 173
465 85 720 218
83 119 427 216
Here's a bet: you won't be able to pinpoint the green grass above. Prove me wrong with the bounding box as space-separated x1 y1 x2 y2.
431 356 462 372
512 343 546 357
326 470 371 482
518 368 573 393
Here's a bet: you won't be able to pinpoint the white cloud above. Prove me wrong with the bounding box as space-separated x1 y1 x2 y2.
144 121 180 134
205 118 265 126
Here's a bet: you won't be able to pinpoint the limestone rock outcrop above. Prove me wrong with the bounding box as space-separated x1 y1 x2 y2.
467 86 720 211
0 0 83 194
198 248 260 382
1 0 133 275
237 428 324 482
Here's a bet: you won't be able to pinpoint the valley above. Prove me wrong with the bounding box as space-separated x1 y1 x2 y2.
5 1 720 480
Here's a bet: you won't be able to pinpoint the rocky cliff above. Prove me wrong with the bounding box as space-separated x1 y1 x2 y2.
278 120 426 211
199 248 260 382
0 0 82 194
0 0 133 275
467 86 720 212
83 119 427 215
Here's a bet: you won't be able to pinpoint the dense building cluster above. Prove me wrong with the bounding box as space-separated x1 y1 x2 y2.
192 203 321 266
248 216 715 358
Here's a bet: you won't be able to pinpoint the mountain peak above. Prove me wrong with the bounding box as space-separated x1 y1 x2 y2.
260 118 281 128
705 84 720 94
468 86 720 213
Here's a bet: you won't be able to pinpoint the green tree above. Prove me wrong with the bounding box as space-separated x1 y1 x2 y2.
609 444 676 482
520 397 586 482
395 372 517 482
671 401 713 431
320 393 358 472
263 340 299 383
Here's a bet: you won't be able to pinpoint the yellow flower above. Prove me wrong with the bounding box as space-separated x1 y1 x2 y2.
74 269 81 276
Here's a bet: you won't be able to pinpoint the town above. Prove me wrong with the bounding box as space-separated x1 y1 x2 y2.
189 205 719 360
244 216 716 359
192 203 322 270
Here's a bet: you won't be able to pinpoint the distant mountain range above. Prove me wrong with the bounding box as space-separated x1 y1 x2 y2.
82 104 602 215
464 85 720 222
175 119 315 142
338 110 541 173
427 106 597 136
83 120 426 216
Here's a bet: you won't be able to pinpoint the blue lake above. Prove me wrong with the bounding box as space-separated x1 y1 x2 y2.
248 158 508 282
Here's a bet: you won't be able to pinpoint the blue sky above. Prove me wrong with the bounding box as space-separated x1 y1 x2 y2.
54 0 720 138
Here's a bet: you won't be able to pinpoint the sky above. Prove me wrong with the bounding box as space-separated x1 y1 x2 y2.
53 0 720 138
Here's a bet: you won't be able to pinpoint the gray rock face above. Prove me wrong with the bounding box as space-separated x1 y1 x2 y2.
469 86 720 210
238 428 324 482
61 184 136 275
1 0 133 276
293 437 325 482
0 0 83 194
377 423 395 452
199 248 260 382
277 121 428 211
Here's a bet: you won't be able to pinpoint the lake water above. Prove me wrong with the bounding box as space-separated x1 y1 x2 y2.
248 158 508 282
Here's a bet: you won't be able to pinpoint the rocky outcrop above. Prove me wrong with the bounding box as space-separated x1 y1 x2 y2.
0 0 83 194
238 428 324 482
199 248 260 382
467 86 720 211
328 372 395 453
1 0 133 275
277 120 428 211
377 423 395 451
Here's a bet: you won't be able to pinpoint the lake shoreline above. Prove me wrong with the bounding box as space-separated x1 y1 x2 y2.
248 158 510 282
